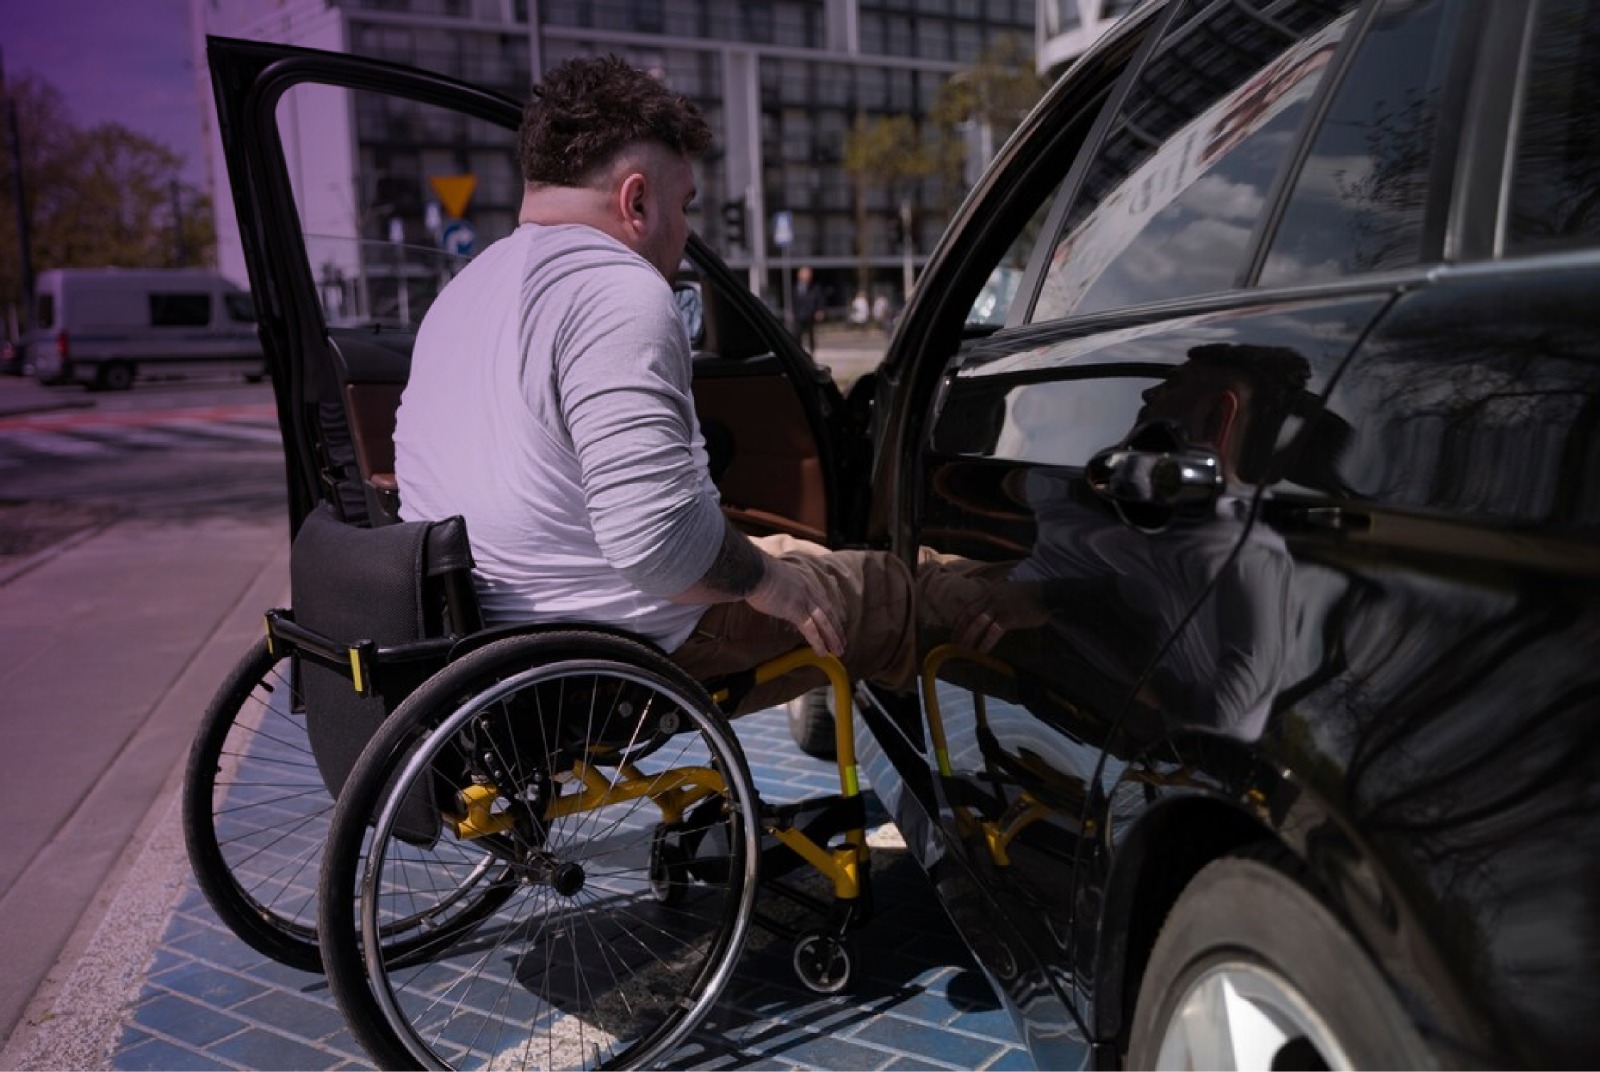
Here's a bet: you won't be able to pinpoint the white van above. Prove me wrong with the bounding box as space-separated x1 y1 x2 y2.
27 268 266 390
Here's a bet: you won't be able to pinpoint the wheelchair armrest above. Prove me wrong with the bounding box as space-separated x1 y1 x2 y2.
264 608 458 699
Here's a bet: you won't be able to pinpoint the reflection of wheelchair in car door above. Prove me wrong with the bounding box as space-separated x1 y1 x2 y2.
182 502 874 1069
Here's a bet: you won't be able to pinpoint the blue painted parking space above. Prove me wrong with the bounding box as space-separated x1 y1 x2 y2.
112 706 1034 1071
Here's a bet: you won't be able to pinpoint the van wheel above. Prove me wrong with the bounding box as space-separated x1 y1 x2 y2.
95 362 135 391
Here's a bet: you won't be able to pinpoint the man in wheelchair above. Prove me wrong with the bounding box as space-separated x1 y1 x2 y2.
188 55 926 1071
392 54 917 717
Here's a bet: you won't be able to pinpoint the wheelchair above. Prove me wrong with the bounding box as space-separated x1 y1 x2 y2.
182 501 876 1069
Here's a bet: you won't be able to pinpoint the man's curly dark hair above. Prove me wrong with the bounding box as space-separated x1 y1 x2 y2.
519 55 712 187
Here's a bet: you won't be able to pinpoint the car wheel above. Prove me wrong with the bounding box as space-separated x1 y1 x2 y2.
1129 852 1436 1070
786 686 836 759
96 361 135 391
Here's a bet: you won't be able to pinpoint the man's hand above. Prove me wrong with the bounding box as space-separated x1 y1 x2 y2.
950 580 1051 654
746 557 845 658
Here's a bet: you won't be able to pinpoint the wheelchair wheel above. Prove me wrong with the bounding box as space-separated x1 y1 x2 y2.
183 639 516 973
182 638 327 971
319 630 763 1070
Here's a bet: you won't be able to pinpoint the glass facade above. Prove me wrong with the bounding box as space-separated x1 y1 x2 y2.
331 0 1036 308
204 0 1132 310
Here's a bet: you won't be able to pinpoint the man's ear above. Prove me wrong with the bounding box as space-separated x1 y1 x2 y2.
1203 387 1242 449
617 170 649 233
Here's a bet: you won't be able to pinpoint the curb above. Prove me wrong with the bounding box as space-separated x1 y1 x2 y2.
0 513 123 589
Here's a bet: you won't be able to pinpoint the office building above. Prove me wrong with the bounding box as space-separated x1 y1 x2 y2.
193 0 1134 319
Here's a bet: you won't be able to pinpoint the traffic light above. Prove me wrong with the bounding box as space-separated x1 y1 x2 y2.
722 198 746 249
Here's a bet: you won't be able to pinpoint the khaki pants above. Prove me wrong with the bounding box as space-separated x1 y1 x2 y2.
669 534 917 715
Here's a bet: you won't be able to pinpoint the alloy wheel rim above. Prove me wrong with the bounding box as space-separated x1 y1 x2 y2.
1156 961 1350 1070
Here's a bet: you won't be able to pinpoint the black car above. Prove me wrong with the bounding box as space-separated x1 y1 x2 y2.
211 0 1600 1066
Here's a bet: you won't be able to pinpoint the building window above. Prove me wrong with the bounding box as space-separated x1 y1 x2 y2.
916 17 952 60
1048 0 1083 35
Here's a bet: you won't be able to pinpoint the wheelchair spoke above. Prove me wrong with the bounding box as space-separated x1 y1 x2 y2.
320 633 762 1070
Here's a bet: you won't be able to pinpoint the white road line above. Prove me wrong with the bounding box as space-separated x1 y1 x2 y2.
0 430 107 457
161 419 282 444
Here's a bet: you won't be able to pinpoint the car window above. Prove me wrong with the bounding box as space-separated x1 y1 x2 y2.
1505 0 1600 252
965 181 1062 330
278 82 508 331
150 292 212 327
1259 0 1468 286
225 292 257 323
1030 0 1359 323
35 293 54 329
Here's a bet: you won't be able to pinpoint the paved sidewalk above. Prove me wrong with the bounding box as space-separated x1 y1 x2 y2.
98 712 1031 1071
0 524 1032 1072
0 375 96 419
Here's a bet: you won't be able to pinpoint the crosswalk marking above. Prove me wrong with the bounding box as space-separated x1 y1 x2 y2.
161 418 283 444
1 429 108 457
0 410 282 467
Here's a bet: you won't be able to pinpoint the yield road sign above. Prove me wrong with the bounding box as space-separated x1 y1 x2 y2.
429 174 477 220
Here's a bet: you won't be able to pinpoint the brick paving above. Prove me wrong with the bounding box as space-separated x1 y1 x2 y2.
113 706 1034 1071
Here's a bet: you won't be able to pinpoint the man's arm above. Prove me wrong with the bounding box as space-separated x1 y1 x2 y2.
672 516 845 657
678 517 765 598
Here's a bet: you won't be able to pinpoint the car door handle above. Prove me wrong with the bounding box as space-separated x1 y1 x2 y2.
1087 446 1224 507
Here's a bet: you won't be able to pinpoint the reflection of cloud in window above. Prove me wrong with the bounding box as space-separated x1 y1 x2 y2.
1083 215 1252 310
1292 154 1376 200
1259 252 1346 286
1184 173 1268 222
1261 149 1419 286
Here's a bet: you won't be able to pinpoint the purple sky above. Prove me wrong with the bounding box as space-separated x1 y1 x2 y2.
3 0 205 182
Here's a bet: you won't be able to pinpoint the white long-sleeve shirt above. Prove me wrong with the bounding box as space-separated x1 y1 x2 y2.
394 223 723 650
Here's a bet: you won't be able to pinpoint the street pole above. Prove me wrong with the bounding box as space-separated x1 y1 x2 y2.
781 250 793 327
388 217 410 326
171 180 187 266
900 198 915 301
2 49 36 318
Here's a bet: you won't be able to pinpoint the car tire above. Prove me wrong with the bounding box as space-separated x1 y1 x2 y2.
1129 851 1437 1070
95 361 135 391
786 686 836 759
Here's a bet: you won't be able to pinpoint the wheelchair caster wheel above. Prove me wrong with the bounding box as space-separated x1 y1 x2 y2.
649 829 687 907
793 929 855 994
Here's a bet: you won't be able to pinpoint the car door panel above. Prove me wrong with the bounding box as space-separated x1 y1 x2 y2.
915 292 1389 1032
692 363 830 542
1249 263 1600 1065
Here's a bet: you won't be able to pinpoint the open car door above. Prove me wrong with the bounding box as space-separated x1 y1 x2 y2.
207 36 855 544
